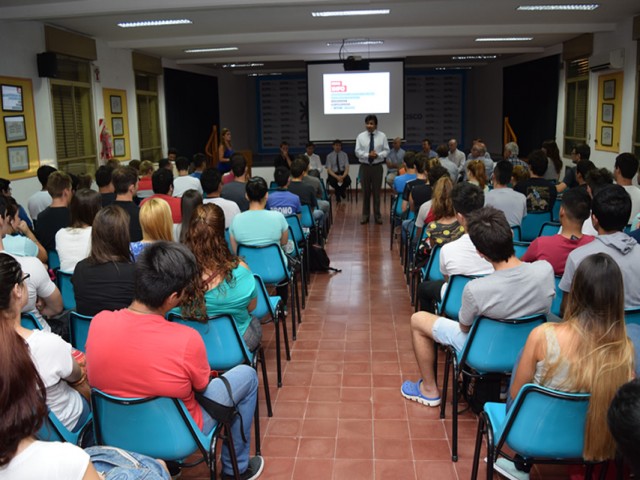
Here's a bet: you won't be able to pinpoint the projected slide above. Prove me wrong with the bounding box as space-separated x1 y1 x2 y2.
323 72 389 115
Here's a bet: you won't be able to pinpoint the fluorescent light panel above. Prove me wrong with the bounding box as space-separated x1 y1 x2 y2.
475 37 533 42
223 63 264 68
452 55 497 60
326 39 384 46
184 47 238 53
312 9 390 17
517 4 598 11
118 19 192 28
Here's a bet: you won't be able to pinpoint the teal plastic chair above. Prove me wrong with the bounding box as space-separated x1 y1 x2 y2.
38 409 93 446
513 241 530 259
442 314 547 461
300 204 322 244
438 275 477 321
552 194 562 221
520 211 553 242
251 273 290 387
287 225 307 307
91 389 238 480
471 384 598 480
511 225 522 242
624 307 640 325
538 221 561 237
21 312 44 330
415 244 443 312
47 250 60 272
550 276 563 319
70 312 92 353
57 270 76 310
286 214 310 286
237 242 301 340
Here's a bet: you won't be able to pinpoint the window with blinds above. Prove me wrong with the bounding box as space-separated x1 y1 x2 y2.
135 74 162 162
50 57 96 174
633 49 640 159
563 58 589 156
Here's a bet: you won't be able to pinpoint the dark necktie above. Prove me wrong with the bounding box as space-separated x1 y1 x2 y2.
369 133 375 164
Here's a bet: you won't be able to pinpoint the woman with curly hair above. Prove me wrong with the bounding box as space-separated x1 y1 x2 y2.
181 203 260 351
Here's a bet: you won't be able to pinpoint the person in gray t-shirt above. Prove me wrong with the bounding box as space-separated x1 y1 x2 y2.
485 161 527 227
402 206 554 407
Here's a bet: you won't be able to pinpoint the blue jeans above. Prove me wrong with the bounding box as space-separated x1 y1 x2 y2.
86 446 170 479
200 365 258 476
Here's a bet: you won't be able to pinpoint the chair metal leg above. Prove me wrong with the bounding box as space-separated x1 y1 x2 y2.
293 276 302 325
451 355 459 462
253 399 261 456
439 347 450 420
220 422 242 480
471 412 487 480
273 310 282 388
280 307 291 361
258 347 273 417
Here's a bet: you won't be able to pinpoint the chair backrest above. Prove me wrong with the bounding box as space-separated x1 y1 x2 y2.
423 244 443 282
285 215 306 245
439 275 477 320
287 226 302 258
538 221 561 237
300 204 315 229
550 276 563 318
511 225 522 242
498 383 589 459
319 178 330 201
237 243 288 285
21 312 44 330
57 271 76 310
513 241 530 259
47 250 60 271
460 314 547 372
168 313 252 370
70 312 93 352
520 211 553 242
251 273 276 321
392 194 403 217
91 388 211 461
624 307 640 325
552 195 562 222
37 409 92 445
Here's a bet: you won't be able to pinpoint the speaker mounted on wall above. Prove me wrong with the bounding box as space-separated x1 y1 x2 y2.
37 52 58 78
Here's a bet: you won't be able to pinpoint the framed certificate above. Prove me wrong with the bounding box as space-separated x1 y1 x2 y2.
113 138 126 157
601 103 613 123
7 145 29 172
601 126 613 147
112 117 124 136
1 84 23 112
110 95 122 114
4 115 26 142
603 79 616 100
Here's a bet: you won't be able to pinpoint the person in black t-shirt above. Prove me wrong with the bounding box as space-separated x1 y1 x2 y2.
514 150 557 212
35 171 72 251
111 166 143 242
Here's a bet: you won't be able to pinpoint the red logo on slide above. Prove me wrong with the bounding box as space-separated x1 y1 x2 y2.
330 81 347 93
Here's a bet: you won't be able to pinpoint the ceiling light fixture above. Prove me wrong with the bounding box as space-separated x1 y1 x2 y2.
475 37 533 42
223 63 264 68
326 39 384 46
517 4 598 11
118 19 192 28
312 9 390 17
184 47 238 53
452 55 497 60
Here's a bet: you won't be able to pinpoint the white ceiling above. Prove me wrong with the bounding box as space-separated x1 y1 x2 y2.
1 0 638 71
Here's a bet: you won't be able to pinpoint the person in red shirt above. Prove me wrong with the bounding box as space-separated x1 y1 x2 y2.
86 241 263 480
522 187 594 275
140 168 182 223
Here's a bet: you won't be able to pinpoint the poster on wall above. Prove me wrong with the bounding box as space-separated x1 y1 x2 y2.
4 115 26 142
113 138 125 157
7 146 29 172
1 84 23 112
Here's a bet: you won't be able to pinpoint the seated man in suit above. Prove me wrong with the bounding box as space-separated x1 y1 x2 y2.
86 241 264 480
402 206 554 407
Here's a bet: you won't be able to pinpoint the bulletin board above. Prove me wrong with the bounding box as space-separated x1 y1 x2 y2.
0 76 40 179
595 72 623 153
102 88 131 160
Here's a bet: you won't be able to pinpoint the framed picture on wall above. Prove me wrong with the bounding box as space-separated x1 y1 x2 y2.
602 103 614 123
4 115 26 142
7 145 29 172
110 95 122 114
601 126 613 147
1 84 23 112
113 138 125 157
112 117 124 136
603 79 616 100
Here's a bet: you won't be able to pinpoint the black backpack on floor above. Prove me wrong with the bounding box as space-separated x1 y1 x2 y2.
308 244 341 273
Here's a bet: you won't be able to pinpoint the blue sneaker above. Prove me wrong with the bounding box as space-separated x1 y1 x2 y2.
400 379 441 407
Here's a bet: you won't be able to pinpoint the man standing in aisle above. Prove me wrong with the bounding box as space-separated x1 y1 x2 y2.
355 114 389 225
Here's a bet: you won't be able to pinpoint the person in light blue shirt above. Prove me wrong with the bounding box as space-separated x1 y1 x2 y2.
421 138 438 159
393 152 417 195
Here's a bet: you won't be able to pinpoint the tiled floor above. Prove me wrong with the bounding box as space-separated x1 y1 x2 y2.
182 195 575 479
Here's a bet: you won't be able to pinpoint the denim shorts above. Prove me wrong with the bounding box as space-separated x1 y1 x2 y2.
86 446 170 479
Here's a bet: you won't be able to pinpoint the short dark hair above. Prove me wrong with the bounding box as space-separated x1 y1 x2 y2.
280 141 289 148
46 171 72 198
37 165 57 189
290 158 306 178
467 206 514 263
306 142 314 148
0 178 10 194
159 158 171 170
200 168 221 195
422 138 432 148
192 153 206 169
573 143 590 160
245 176 268 202
585 168 614 197
404 152 416 170
576 160 596 179
128 159 141 172
527 149 549 176
69 188 101 228
364 114 378 125
428 165 448 186
175 156 191 172
451 182 484 216
112 166 138 195
592 185 631 231
414 155 427 174
168 147 178 156
231 153 247 177
274 166 290 187
614 153 639 180
134 241 198 309
560 187 591 223
608 379 640 477
151 168 174 195
332 139 342 146
436 144 448 158
493 160 513 185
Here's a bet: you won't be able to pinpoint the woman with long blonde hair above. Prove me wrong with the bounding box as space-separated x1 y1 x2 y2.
466 159 489 193
180 203 260 351
218 128 233 174
498 253 635 477
130 198 173 260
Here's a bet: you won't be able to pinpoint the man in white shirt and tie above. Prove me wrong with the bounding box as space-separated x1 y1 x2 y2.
355 115 389 224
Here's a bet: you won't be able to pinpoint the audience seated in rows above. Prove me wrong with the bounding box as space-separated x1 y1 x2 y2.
514 149 556 212
466 159 489 194
485 160 527 227
130 198 174 261
385 137 405 188
0 178 32 230
221 154 250 212
393 151 416 195
608 379 640 478
136 160 154 199
112 166 142 242
464 141 494 180
541 139 562 181
175 189 203 243
35 171 72 251
95 165 116 207
201 168 240 229
436 143 459 183
614 152 640 226
424 176 465 249
504 141 529 172
403 206 555 407
326 139 351 203
72 205 135 317
86 242 263 480
300 155 330 219
27 165 56 222
288 157 324 227
267 166 301 216
140 168 181 223
173 155 203 198
557 143 590 193
1 196 47 262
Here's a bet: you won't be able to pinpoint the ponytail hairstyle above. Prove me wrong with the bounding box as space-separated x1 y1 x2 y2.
0 253 47 466
466 160 487 190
